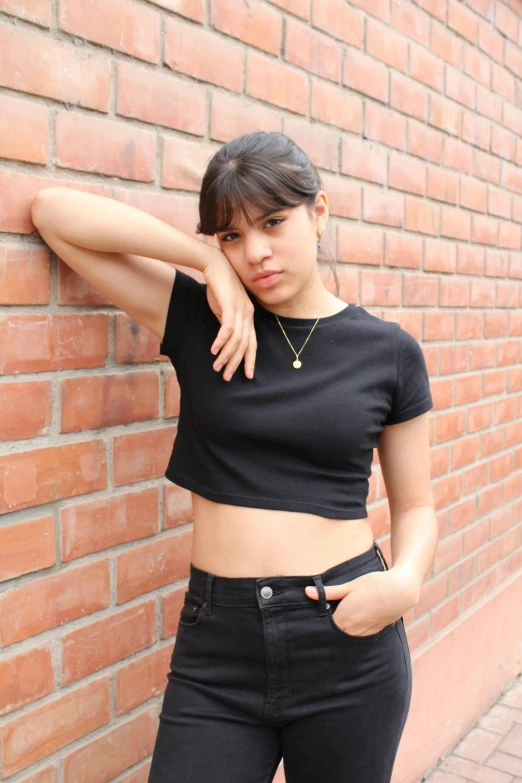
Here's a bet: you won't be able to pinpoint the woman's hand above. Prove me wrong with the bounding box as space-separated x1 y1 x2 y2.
305 570 410 637
203 257 257 382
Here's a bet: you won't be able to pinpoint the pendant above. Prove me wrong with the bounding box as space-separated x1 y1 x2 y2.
293 360 302 369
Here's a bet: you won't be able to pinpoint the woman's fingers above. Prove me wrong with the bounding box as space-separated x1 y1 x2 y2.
216 306 253 381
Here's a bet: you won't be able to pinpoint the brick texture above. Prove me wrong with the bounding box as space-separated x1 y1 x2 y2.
0 1 521 782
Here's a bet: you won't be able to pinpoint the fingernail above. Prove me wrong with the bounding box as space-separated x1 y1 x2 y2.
215 364 223 371
224 373 231 381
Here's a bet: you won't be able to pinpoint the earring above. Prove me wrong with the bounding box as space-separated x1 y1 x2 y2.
317 229 322 249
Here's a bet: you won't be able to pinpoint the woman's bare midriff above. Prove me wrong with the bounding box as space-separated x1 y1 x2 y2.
190 493 375 577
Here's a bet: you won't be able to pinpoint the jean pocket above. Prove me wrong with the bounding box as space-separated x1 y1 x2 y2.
178 591 204 626
326 599 396 642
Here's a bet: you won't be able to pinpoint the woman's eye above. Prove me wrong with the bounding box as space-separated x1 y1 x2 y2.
222 218 283 243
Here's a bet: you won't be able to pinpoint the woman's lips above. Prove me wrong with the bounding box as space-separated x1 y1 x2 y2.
255 272 282 287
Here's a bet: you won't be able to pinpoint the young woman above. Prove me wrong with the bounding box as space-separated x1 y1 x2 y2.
31 131 437 783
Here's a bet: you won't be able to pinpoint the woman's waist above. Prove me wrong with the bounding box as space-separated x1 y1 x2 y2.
190 494 374 578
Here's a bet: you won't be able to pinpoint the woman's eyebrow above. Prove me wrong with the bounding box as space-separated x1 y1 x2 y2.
223 209 281 231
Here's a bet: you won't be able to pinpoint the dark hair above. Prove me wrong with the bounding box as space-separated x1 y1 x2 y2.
195 131 340 296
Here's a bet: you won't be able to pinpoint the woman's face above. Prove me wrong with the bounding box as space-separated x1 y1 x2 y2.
215 195 328 302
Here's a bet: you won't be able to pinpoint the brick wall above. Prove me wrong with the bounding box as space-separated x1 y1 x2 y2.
0 0 521 780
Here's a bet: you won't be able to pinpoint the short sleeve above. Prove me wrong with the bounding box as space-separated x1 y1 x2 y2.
384 327 433 425
159 268 210 372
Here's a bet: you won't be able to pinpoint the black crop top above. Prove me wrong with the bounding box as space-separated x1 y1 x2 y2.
159 268 434 520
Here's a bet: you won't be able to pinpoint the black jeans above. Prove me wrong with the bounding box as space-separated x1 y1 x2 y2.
148 540 412 783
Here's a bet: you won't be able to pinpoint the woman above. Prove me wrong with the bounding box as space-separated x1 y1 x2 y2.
31 131 437 783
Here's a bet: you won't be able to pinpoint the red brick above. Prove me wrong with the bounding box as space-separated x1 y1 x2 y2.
492 125 516 161
284 116 339 172
338 223 384 265
478 18 504 62
502 160 522 193
389 153 427 195
246 51 308 114
0 0 50 24
474 149 501 185
0 94 48 164
55 112 156 182
0 377 51 442
212 0 282 55
285 17 342 81
496 2 519 40
0 24 110 110
365 103 406 151
390 72 429 121
463 42 491 86
446 65 476 109
413 0 447 22
115 646 172 715
0 646 55 718
410 44 444 90
448 0 479 42
488 188 512 219
311 79 362 133
473 214 499 245
425 238 457 272
0 437 107 516
445 138 474 175
320 172 361 220
476 85 503 123
61 488 158 562
312 0 364 48
62 601 156 685
430 94 462 135
148 0 204 22
385 232 424 268
59 0 160 63
431 21 463 67
366 17 409 72
350 0 390 21
391 0 430 45
408 120 444 163
427 167 459 203
498 221 521 249
210 91 281 142
462 111 491 150
63 710 157 783
343 48 389 102
163 135 219 191
0 560 110 646
363 186 404 227
441 206 472 240
504 102 522 137
269 0 310 19
165 18 243 92
360 269 402 306
0 516 55 582
117 61 206 135
460 178 488 212
506 41 522 78
116 529 193 604
341 137 387 184
466 0 495 15
492 64 516 102
1 679 110 776
405 196 440 235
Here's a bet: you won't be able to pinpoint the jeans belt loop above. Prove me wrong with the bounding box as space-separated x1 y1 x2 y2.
312 574 329 616
204 572 214 615
374 541 389 571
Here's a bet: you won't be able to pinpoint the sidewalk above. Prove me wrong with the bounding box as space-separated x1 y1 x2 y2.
421 672 522 783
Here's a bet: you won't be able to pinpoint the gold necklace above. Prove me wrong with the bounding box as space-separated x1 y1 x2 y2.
275 315 320 369
273 226 324 370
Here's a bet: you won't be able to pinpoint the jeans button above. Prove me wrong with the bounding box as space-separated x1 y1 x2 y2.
261 586 273 599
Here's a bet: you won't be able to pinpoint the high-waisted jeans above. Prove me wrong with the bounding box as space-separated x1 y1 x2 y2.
147 540 412 783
